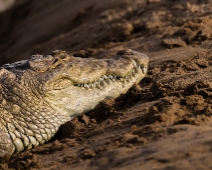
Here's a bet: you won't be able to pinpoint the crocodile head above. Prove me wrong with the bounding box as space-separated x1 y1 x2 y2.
0 49 148 159
26 49 149 118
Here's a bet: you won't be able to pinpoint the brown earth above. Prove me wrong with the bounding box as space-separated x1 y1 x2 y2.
1 0 212 169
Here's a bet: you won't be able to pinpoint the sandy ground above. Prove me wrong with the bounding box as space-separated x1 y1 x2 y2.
1 0 212 169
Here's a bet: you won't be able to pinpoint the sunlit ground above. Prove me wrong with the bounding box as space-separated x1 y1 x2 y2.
0 0 15 12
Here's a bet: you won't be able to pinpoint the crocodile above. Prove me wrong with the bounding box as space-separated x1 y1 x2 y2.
0 49 149 160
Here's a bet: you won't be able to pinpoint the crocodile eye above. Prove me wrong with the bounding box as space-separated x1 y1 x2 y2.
28 55 54 72
116 49 135 56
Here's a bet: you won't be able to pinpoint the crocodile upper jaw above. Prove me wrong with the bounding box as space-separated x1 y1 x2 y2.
40 49 149 117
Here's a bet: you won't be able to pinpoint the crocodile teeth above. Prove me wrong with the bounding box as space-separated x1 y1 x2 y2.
84 84 89 88
103 75 108 79
132 60 137 67
119 78 124 82
75 62 147 88
142 67 147 74
87 84 91 88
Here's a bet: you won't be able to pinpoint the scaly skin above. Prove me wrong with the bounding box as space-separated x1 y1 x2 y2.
0 49 149 160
